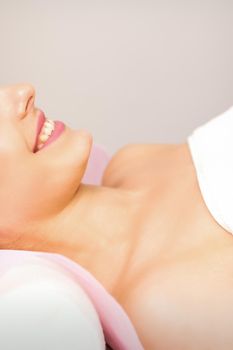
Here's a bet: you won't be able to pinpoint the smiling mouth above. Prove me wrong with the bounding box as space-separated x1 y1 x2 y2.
33 111 66 153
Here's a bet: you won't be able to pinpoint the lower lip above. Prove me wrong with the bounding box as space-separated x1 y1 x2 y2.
36 121 66 152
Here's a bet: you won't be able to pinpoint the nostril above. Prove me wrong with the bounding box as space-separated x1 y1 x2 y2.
25 95 34 114
17 84 36 118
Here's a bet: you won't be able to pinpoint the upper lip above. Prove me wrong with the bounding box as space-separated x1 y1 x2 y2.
33 109 46 152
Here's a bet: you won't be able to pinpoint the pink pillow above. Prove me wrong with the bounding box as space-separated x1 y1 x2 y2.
82 143 111 185
0 251 143 350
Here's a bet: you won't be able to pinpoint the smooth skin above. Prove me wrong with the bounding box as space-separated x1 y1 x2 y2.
0 84 232 349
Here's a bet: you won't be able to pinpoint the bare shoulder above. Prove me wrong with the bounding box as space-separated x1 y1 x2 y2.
102 143 176 188
104 143 172 170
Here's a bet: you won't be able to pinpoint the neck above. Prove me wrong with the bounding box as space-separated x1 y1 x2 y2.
38 184 140 297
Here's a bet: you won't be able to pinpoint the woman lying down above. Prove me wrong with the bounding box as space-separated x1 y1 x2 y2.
0 83 232 350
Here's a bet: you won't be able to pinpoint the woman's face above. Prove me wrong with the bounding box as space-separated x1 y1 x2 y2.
0 84 92 234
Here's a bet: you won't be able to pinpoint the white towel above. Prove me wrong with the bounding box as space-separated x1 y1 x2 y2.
187 106 233 235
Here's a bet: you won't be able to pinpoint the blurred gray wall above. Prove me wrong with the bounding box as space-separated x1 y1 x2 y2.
0 0 232 155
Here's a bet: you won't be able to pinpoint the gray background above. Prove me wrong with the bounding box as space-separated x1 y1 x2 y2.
0 0 232 155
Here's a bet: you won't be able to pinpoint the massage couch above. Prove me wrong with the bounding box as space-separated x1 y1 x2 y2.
0 144 143 350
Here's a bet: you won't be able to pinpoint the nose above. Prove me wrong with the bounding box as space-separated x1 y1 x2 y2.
0 83 36 119
16 84 36 117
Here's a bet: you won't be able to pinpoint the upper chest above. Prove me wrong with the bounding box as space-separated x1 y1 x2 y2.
102 142 197 284
102 143 218 347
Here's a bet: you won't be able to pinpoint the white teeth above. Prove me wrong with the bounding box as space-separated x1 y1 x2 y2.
36 118 55 150
39 133 50 142
43 127 53 136
44 120 54 128
42 123 54 135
